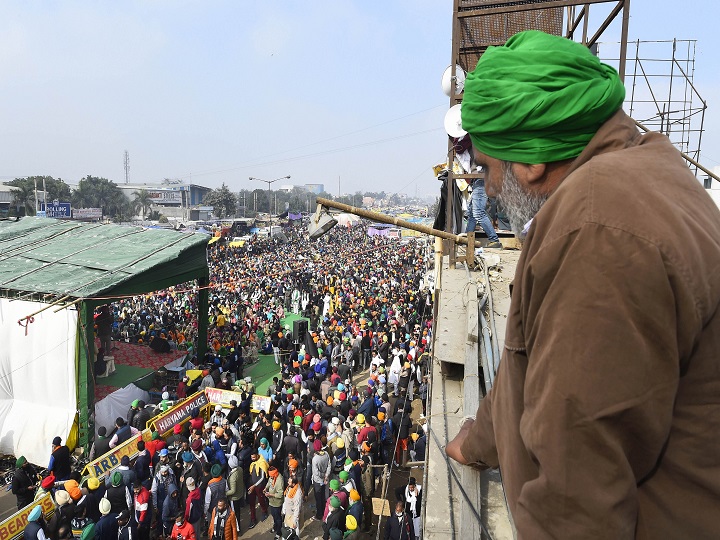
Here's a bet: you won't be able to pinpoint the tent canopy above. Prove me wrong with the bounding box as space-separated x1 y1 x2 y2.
0 217 210 454
0 217 209 302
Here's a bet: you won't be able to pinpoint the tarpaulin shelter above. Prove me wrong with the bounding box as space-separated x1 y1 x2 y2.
0 217 209 464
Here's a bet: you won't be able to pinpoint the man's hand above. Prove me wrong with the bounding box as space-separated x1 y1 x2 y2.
445 418 474 465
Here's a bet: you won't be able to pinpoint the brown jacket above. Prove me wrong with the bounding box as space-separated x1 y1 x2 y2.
461 110 720 539
207 507 237 540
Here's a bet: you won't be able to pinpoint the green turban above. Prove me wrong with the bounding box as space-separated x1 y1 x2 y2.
329 495 341 508
329 479 340 491
461 30 625 164
111 471 123 487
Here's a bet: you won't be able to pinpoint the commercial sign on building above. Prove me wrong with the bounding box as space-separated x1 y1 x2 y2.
148 190 182 204
152 391 208 434
0 493 54 540
73 208 102 219
84 429 153 479
41 202 71 218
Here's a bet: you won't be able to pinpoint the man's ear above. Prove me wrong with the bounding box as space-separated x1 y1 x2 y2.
511 163 546 185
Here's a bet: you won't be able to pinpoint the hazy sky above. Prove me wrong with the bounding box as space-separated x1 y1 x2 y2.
1 1 718 197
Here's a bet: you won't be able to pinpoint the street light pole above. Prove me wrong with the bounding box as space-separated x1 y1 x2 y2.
249 175 290 237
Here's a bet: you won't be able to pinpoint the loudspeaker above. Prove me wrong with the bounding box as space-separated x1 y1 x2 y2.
293 319 308 341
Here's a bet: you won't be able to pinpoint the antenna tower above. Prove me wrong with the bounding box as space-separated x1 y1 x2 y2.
123 150 130 184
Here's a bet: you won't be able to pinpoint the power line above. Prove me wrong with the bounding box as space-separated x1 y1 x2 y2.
164 104 446 181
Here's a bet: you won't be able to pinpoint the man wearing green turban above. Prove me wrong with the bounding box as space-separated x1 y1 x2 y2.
447 30 720 539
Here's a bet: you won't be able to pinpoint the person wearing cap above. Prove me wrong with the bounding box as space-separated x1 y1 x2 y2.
323 495 344 540
116 510 135 540
178 450 201 493
23 505 47 540
204 464 226 524
48 436 72 481
176 376 189 401
183 477 202 539
105 472 132 516
90 427 111 460
310 439 331 521
132 479 152 540
131 401 152 431
394 477 421 540
338 470 356 495
246 451 269 529
198 369 215 392
34 474 56 503
346 488 363 533
440 30 720 538
210 405 225 426
107 456 136 488
223 456 243 534
11 456 37 509
408 431 425 463
95 498 118 540
145 431 167 464
150 457 176 523
161 484 180 537
126 400 140 428
263 466 284 538
344 514 360 540
322 479 348 522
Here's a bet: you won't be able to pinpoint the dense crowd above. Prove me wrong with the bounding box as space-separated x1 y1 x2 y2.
18 223 433 540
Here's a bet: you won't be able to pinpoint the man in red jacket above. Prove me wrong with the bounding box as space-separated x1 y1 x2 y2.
171 511 196 540
133 479 152 540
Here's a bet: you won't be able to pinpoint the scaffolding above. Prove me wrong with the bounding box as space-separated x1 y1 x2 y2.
601 39 707 175
443 0 631 238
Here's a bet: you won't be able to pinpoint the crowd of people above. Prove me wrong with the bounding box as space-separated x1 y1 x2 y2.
18 224 433 540
102 226 432 373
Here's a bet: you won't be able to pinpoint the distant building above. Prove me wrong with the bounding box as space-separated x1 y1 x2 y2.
363 196 375 207
117 182 213 221
304 183 324 194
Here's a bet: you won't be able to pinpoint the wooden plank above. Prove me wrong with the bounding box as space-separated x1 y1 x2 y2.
466 231 476 268
461 279 483 540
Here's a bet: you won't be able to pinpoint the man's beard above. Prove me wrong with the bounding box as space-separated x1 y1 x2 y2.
498 161 549 238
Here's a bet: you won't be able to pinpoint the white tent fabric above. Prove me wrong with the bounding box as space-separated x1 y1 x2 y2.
94 384 151 437
0 300 77 466
336 213 360 227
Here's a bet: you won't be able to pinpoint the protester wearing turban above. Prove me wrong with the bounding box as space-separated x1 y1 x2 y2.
446 29 720 539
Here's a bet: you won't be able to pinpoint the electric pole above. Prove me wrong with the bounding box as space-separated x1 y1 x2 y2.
124 150 130 184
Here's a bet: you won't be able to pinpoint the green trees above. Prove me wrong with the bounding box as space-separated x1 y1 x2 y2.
7 176 72 215
203 183 237 218
132 189 153 219
72 176 129 219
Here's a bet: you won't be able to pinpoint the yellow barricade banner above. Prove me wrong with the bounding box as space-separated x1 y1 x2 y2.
0 493 54 540
83 429 152 478
152 391 209 436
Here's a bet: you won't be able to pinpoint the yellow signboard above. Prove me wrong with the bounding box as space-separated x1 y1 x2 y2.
151 391 209 436
0 494 54 540
83 429 152 478
204 387 244 407
251 395 272 414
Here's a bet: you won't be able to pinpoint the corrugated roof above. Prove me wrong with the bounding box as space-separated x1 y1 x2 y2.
0 217 208 300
